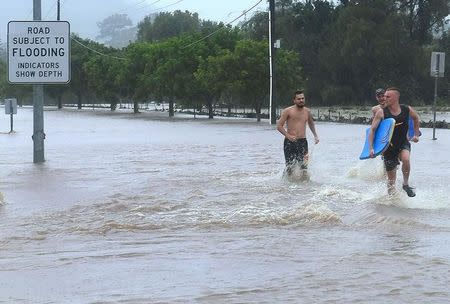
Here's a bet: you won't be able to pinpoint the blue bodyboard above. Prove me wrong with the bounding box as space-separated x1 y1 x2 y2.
359 118 395 160
408 117 421 140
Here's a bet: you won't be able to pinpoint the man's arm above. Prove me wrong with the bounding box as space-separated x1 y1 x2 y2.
277 109 295 141
371 105 380 117
368 108 384 157
409 106 420 143
307 109 319 144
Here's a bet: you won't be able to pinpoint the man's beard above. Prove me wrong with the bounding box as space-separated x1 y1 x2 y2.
296 104 304 108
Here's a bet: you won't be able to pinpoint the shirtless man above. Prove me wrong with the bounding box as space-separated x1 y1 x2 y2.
371 88 386 117
369 87 420 197
277 90 319 177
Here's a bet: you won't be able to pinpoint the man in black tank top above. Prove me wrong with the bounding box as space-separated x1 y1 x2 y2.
368 87 420 197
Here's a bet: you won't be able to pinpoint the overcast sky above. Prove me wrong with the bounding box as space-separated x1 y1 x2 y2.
0 0 267 42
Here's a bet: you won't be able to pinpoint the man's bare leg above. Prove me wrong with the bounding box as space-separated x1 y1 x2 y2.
386 168 397 195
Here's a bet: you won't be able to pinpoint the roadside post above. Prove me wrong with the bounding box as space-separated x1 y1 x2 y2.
5 98 18 133
430 52 445 140
7 0 70 163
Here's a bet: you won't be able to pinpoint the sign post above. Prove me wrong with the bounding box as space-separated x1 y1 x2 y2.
430 52 445 140
5 98 18 133
7 0 70 163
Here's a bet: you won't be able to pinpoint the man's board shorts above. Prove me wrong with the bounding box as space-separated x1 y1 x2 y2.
382 141 411 171
284 138 308 169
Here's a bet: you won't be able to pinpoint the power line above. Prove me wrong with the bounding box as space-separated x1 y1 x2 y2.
119 0 183 19
71 36 126 60
182 0 264 49
116 0 161 15
155 0 184 11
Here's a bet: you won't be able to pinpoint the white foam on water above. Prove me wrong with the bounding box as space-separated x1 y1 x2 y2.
315 184 367 203
397 187 450 210
347 158 385 182
227 202 342 226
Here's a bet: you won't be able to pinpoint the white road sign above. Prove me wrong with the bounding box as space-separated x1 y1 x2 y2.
5 98 18 115
430 52 445 78
7 21 70 84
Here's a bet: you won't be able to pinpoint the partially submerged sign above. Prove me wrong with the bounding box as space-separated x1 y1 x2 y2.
7 21 70 84
5 98 17 115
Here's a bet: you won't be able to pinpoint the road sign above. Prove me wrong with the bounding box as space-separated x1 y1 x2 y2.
430 52 445 77
5 98 17 115
7 21 70 84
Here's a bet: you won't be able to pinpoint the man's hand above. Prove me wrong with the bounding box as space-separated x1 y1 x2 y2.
314 136 319 144
287 134 296 142
369 148 375 158
411 136 419 143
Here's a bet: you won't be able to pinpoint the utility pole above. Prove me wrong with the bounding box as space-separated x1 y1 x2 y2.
33 0 45 163
269 0 276 125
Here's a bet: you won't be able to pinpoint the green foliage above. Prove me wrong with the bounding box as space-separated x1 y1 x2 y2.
240 11 268 40
70 35 120 108
0 60 7 98
1 1 449 111
136 10 201 42
275 49 303 107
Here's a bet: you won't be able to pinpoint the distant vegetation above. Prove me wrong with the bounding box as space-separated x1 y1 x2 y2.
0 0 449 120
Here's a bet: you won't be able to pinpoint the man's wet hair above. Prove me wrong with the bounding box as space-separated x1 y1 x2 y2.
386 87 400 96
386 87 400 93
375 88 385 96
294 89 304 98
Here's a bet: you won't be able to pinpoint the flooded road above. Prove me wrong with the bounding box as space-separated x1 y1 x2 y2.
1 107 450 303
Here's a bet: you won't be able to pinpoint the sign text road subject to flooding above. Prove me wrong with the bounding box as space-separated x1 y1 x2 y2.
7 21 70 84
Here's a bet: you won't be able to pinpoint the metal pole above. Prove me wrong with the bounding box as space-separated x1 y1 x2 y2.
432 76 438 140
33 0 45 162
57 0 60 20
57 0 63 109
9 101 14 133
269 0 276 125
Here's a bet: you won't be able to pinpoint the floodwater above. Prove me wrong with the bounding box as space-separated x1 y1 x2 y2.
1 107 450 303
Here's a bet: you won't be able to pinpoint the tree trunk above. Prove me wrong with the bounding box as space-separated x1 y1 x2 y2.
169 100 174 117
133 100 139 113
57 95 62 109
207 100 214 119
255 105 261 122
110 101 117 111
77 94 82 109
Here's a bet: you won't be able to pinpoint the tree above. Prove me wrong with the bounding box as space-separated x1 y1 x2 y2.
0 39 6 61
69 35 104 109
230 40 270 121
0 60 7 98
137 10 200 42
97 13 136 48
396 0 450 45
240 11 268 40
195 49 236 118
84 53 126 111
275 49 304 107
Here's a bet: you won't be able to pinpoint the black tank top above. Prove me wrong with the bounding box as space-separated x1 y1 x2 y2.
383 104 409 148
